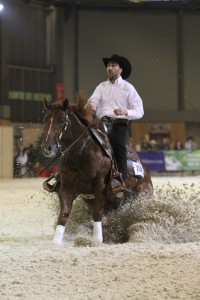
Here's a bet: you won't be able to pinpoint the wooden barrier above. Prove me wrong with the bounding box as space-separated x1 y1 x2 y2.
131 122 186 148
0 126 14 178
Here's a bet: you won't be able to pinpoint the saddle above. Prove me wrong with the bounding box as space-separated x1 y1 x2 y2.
89 127 144 179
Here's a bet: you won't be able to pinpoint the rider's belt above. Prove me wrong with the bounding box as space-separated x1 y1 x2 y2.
101 116 128 125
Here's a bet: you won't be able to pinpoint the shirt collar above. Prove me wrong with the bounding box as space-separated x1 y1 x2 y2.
108 76 123 85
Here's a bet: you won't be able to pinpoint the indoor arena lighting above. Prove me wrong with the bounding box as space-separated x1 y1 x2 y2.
0 3 4 12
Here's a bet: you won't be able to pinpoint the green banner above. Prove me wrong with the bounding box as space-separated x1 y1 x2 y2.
9 91 52 101
164 150 200 171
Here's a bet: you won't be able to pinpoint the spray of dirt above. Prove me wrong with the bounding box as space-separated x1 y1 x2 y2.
47 182 200 246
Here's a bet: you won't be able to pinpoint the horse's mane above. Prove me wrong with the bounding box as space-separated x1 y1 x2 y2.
44 95 100 127
69 94 99 127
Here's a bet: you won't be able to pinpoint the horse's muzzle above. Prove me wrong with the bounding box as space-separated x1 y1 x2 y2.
42 143 58 158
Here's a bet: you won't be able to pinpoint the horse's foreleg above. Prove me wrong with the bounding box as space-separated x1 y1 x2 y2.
52 224 66 246
93 189 106 245
52 188 74 245
93 221 103 245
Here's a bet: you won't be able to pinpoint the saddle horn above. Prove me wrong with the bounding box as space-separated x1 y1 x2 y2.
62 98 69 111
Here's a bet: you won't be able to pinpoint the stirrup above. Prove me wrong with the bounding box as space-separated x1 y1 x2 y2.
43 173 59 193
43 182 56 193
112 171 121 179
43 173 55 183
111 178 125 198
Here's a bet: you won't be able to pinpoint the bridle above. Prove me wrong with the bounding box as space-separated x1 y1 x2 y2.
56 112 70 152
39 110 89 176
56 110 90 154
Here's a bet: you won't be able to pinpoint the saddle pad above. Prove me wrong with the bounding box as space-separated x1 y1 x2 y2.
127 159 144 178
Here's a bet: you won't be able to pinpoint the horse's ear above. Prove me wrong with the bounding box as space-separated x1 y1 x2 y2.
62 98 69 111
43 98 49 110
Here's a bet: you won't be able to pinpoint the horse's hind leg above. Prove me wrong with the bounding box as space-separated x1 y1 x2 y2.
52 189 74 245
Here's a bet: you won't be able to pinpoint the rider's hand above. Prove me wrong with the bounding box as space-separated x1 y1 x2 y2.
90 104 96 111
114 108 128 116
88 104 96 118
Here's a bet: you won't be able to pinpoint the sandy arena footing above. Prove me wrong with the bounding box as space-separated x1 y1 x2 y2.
0 177 200 300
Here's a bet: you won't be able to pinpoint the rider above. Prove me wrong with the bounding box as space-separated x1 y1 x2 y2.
88 54 144 196
43 54 144 197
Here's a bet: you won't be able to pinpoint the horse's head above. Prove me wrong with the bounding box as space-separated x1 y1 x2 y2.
42 98 69 157
42 95 99 158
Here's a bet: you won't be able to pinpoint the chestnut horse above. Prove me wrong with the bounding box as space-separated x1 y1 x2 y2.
42 98 153 245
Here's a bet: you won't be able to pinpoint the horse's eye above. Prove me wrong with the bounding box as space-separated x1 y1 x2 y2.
59 119 65 126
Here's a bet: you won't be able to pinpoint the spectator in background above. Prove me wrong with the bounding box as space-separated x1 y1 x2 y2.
149 139 157 151
156 138 165 150
26 144 37 177
141 136 151 151
184 136 197 152
173 139 183 150
13 145 20 177
15 146 29 177
156 137 171 151
162 137 171 150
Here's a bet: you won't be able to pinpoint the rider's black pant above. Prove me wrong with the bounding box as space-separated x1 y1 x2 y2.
109 123 128 180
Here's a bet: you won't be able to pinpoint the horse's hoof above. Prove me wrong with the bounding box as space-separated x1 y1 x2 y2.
52 239 62 246
92 240 103 247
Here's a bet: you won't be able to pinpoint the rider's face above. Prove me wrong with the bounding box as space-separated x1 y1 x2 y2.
106 61 122 81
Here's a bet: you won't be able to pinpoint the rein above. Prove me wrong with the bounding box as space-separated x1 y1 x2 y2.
38 151 62 176
59 124 89 155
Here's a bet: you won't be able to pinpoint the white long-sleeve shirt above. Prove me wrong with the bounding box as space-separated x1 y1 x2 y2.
89 76 144 120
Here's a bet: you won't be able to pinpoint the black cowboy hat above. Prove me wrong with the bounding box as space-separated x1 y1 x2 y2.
102 54 132 79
